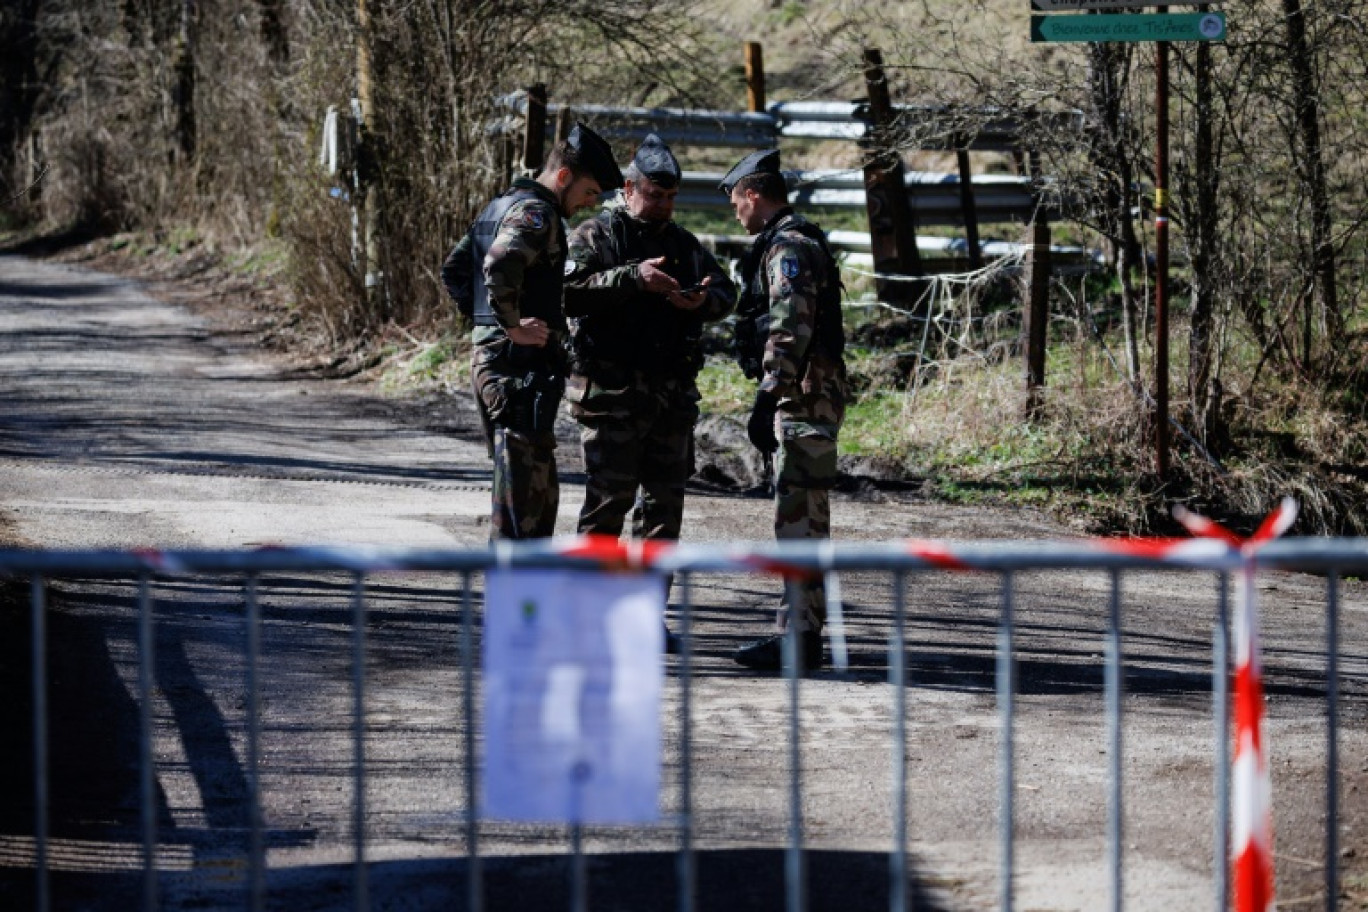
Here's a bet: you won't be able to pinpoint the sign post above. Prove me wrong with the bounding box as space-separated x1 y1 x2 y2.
1030 2 1226 479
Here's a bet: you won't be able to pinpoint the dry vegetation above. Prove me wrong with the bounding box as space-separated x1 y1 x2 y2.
3 0 1368 534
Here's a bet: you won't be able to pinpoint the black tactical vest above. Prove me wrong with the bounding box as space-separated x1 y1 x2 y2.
572 209 706 376
736 210 845 365
470 183 567 329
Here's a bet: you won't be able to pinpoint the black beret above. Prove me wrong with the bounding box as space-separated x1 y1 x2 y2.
718 148 781 195
632 133 681 189
567 122 624 191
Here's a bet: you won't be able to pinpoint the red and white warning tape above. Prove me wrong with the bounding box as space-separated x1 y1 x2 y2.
1177 498 1297 912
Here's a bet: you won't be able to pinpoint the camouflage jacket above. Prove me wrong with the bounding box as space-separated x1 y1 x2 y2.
744 210 847 433
563 202 734 380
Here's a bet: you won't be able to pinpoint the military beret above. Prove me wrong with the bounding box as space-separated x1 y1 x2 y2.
567 122 624 191
718 148 781 195
632 133 681 189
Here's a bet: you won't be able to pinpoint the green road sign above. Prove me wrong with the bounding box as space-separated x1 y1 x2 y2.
1030 12 1227 43
1032 0 1221 9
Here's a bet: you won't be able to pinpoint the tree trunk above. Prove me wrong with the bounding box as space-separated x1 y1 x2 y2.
172 0 197 164
1086 41 1142 382
258 0 289 65
0 0 43 208
1188 37 1220 447
1282 0 1339 367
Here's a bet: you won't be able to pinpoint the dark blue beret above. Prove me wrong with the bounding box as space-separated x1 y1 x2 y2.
567 122 624 191
632 133 681 189
718 148 781 195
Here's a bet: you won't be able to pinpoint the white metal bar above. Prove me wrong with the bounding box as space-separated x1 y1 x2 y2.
889 571 908 912
1106 570 1124 912
137 574 157 912
462 571 482 912
351 573 368 911
677 571 696 912
998 571 1016 912
32 575 49 912
245 573 265 912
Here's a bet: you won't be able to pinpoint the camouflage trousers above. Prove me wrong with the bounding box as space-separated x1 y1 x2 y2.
567 371 700 542
472 342 562 541
773 423 839 633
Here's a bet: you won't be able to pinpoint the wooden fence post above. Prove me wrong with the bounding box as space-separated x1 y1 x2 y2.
1023 150 1050 418
555 106 574 142
745 42 766 113
954 142 984 271
860 48 921 307
522 83 548 174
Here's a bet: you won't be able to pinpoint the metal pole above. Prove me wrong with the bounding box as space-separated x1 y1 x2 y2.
1106 570 1124 912
138 574 158 912
462 571 483 912
1214 573 1230 912
677 571 696 912
889 571 908 912
1325 571 1340 912
351 573 369 911
785 578 806 912
998 571 1016 912
32 575 50 912
571 822 588 912
1154 14 1171 478
245 574 265 912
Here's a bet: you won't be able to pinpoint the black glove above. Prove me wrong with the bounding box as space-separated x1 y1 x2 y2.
747 390 779 454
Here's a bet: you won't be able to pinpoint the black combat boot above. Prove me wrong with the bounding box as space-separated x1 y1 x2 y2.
732 630 824 671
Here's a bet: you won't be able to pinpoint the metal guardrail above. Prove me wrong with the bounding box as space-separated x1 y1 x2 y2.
5 535 1358 912
673 170 1061 224
493 94 1083 152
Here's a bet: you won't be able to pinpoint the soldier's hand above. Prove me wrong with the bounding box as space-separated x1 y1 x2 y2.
507 317 549 348
637 256 680 295
667 277 710 311
747 389 779 454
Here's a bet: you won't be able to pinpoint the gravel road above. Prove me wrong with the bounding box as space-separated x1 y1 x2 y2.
1 252 1365 911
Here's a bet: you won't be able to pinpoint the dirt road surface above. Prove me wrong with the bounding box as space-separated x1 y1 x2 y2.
1 252 1365 911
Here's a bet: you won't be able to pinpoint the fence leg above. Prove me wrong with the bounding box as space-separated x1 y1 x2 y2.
889 571 908 912
31 575 50 912
1325 571 1340 912
1214 573 1230 912
785 578 806 912
245 574 265 912
998 571 1016 912
1106 570 1124 912
462 571 483 912
677 571 696 912
138 574 159 912
351 573 368 912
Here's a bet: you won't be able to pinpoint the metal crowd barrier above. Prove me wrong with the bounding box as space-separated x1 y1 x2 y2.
3 536 1361 912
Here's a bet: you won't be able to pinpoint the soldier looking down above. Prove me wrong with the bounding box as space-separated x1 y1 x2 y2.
721 148 848 672
441 122 623 540
563 134 736 648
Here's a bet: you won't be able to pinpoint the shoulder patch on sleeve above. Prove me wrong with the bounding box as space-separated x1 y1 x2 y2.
780 255 800 279
522 208 545 230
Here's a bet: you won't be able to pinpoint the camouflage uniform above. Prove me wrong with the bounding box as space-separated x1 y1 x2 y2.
442 177 568 540
741 209 847 632
563 202 735 541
